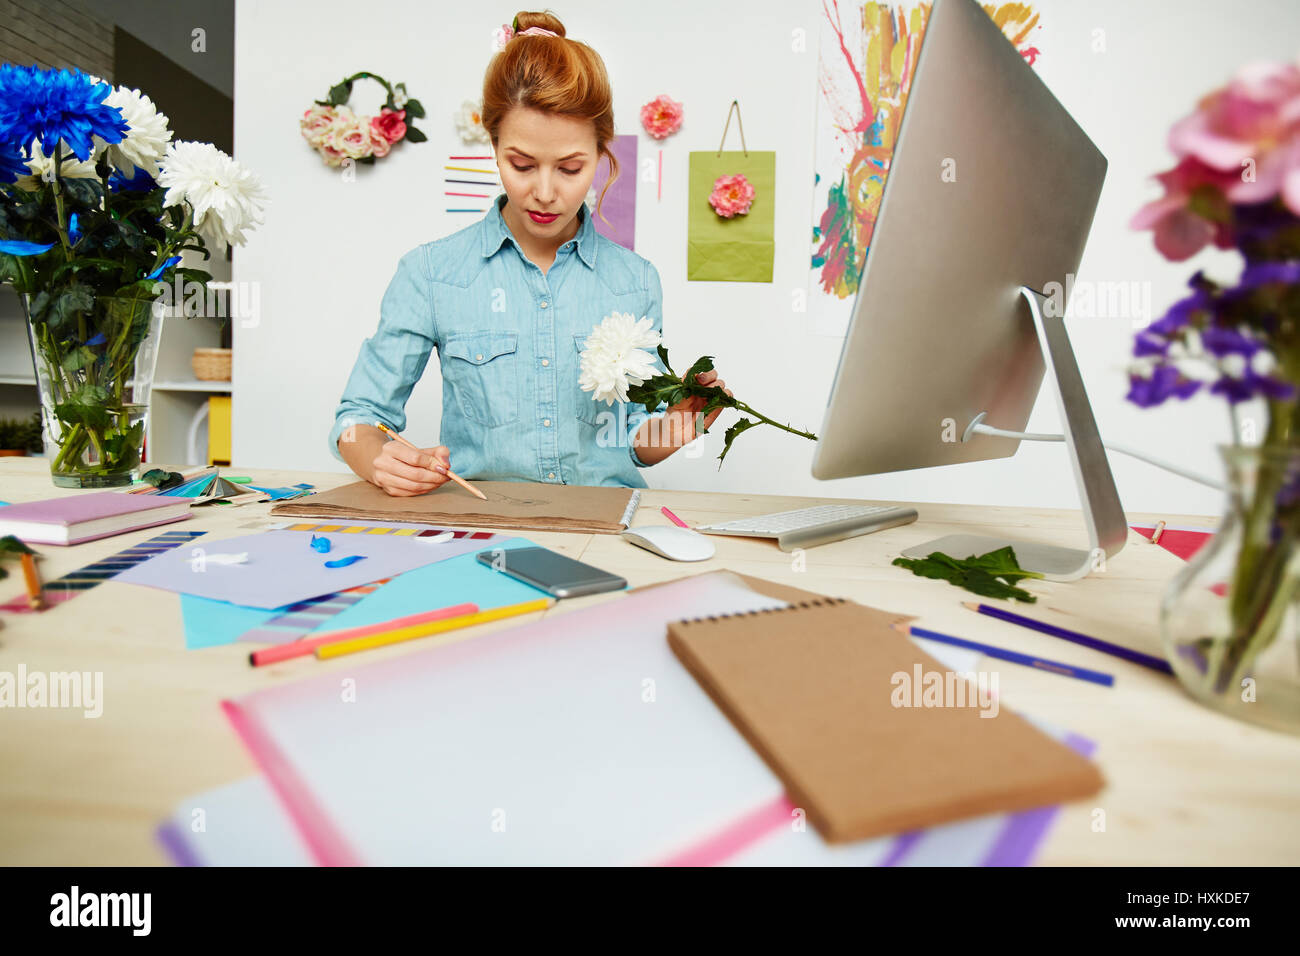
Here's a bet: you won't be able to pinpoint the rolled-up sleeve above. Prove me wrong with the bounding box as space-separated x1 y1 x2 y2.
328 247 437 461
628 261 671 468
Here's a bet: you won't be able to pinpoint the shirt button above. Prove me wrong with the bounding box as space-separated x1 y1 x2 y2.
543 418 551 427
548 472 556 479
540 301 549 309
476 353 484 361
541 358 549 367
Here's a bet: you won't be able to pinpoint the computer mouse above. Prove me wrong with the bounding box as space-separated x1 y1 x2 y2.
620 524 716 562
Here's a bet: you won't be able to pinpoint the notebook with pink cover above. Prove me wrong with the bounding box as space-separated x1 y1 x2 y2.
0 490 194 545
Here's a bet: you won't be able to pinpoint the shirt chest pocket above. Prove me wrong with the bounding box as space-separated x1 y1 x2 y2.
442 331 520 428
573 332 615 428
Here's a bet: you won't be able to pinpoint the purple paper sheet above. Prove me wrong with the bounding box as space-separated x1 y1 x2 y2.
590 133 637 250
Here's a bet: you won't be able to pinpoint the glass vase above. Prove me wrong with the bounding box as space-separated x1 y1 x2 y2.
23 290 163 488
1160 445 1300 735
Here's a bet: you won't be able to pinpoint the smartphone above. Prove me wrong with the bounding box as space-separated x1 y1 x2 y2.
476 546 627 599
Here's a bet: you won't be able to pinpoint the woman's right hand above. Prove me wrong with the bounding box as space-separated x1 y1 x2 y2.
371 441 452 497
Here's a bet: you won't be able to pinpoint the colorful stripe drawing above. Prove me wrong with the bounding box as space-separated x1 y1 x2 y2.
809 1 1043 335
0 530 207 613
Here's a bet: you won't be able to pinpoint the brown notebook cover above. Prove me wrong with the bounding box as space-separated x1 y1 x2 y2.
269 479 640 535
667 597 1104 843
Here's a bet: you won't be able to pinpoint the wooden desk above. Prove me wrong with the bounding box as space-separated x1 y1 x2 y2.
0 457 1295 865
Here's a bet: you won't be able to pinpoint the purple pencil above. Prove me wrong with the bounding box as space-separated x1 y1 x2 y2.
963 601 1174 675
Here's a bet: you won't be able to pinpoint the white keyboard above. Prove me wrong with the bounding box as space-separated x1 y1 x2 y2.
695 504 918 552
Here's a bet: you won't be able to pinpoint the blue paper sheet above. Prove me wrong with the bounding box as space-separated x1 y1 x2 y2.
320 537 542 633
181 594 284 650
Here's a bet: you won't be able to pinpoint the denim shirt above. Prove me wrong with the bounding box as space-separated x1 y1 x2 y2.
328 194 669 487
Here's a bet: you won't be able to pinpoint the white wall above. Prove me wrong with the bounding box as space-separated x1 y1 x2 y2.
232 0 1300 517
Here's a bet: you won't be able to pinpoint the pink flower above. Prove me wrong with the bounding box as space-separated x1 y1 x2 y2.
1130 157 1239 260
493 24 514 52
299 104 336 148
325 107 373 162
640 95 683 140
1167 60 1300 212
368 125 392 159
708 173 755 218
372 107 407 145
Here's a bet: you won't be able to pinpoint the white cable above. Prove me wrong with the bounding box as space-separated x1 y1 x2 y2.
969 422 1225 491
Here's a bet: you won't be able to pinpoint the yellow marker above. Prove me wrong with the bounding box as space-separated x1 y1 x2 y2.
315 597 553 660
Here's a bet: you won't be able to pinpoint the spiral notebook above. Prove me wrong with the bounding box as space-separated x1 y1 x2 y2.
270 479 640 535
667 597 1105 844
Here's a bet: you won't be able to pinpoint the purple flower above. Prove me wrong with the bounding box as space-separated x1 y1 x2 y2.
1127 365 1201 407
1200 325 1261 357
1148 288 1212 336
1209 368 1296 403
1133 330 1170 357
1238 260 1300 288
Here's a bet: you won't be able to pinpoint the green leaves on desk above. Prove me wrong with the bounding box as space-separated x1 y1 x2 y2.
892 547 1044 603
0 534 36 581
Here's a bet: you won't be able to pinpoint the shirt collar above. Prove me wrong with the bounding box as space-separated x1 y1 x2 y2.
480 193 597 269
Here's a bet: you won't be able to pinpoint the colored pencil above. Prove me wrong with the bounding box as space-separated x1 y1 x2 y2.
660 506 689 528
445 164 497 173
894 621 1115 687
962 601 1173 675
315 597 553 660
248 601 479 667
1151 520 1167 544
375 422 487 500
20 552 44 610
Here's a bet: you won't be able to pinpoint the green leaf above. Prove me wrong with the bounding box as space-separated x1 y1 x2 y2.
683 354 715 385
327 80 352 106
403 125 428 144
0 534 36 557
656 344 676 378
60 177 104 210
403 98 426 119
891 548 1042 603
54 400 111 430
61 346 98 372
718 416 759 467
48 283 95 334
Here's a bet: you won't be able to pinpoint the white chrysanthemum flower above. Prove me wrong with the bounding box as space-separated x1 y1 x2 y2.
578 312 662 405
584 186 597 214
13 140 98 190
89 78 172 176
157 141 269 249
455 100 490 145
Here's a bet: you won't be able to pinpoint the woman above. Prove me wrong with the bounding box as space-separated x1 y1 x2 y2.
329 10 730 496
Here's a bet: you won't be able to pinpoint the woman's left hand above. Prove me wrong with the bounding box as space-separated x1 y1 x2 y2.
667 369 733 445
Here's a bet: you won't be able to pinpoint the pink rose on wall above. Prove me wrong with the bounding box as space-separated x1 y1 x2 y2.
327 107 373 161
300 104 336 148
640 94 683 139
368 126 392 158
372 107 407 145
708 173 755 218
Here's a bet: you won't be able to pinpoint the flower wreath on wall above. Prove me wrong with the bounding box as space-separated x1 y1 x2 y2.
300 71 427 168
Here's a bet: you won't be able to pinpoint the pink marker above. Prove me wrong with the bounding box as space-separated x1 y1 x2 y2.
660 506 689 529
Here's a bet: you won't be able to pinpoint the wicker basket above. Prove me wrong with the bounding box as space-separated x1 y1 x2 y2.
192 347 232 381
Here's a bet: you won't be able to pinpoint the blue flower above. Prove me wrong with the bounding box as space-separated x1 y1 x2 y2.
145 255 182 281
0 140 28 183
0 64 127 162
0 239 54 255
108 166 156 193
85 332 106 347
68 212 82 244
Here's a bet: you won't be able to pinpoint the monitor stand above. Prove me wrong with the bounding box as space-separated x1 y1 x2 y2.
898 286 1129 582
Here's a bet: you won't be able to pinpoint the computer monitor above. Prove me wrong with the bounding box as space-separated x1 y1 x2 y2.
811 0 1128 581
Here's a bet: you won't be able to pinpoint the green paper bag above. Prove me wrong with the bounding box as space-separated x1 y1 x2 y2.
687 150 776 282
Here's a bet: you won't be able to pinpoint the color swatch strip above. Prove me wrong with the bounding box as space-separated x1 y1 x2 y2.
0 530 207 613
279 522 495 540
238 578 393 645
